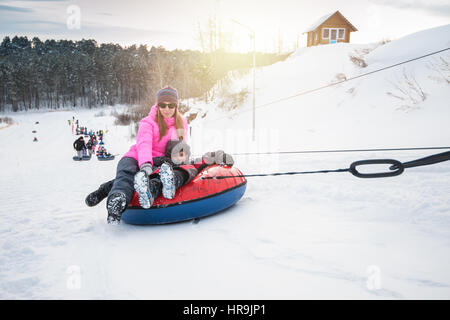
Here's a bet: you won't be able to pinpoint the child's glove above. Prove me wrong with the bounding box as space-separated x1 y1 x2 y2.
203 150 234 166
216 150 234 166
139 162 154 176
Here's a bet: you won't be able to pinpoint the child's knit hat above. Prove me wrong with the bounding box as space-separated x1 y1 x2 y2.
165 139 191 159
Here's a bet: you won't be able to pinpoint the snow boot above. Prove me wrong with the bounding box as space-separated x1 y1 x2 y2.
159 162 176 199
134 171 162 209
106 192 127 224
134 170 151 209
85 180 114 207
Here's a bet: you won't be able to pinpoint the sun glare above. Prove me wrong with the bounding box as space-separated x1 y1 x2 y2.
202 0 303 54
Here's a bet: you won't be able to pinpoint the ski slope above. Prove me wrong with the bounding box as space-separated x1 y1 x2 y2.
0 24 449 299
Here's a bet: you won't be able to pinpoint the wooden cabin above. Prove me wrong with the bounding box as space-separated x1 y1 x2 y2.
304 11 357 47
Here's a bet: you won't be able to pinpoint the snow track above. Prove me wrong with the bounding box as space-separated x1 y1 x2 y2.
0 25 449 299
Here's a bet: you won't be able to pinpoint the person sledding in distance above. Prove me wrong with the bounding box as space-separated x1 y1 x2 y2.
86 138 94 157
92 134 98 147
96 145 112 158
98 130 105 144
101 86 189 224
73 136 86 159
85 139 234 211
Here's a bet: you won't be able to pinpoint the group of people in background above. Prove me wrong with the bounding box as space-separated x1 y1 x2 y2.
71 116 110 159
73 135 111 159
75 126 104 137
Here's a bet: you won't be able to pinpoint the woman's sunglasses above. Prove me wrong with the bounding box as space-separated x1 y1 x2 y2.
158 102 177 109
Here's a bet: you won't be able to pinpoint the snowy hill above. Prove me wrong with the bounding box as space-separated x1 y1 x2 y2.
188 24 450 154
0 25 449 299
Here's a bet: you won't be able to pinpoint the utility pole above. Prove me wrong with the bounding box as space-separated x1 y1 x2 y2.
230 19 256 141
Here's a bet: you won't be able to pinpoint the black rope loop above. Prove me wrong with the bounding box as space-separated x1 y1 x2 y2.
349 159 404 178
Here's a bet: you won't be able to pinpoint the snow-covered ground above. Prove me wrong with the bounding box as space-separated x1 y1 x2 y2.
0 24 449 299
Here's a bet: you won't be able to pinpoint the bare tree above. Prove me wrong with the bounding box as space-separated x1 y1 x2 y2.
427 54 450 84
276 27 284 55
197 20 206 53
387 68 427 111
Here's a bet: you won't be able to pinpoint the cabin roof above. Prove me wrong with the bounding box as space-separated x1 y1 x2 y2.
303 11 358 33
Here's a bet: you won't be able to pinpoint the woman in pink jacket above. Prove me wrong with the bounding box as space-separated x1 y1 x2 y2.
106 86 189 224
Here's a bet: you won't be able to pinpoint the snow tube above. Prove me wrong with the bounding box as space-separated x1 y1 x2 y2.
73 155 91 161
121 165 247 225
97 155 115 161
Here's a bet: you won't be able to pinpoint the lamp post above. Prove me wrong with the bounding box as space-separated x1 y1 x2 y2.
230 19 256 141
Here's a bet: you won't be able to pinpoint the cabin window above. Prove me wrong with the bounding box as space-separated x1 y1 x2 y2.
323 28 345 42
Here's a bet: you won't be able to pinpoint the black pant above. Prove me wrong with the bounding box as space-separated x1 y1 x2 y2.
108 157 139 204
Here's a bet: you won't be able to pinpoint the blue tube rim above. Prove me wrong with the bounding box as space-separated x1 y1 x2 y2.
127 180 247 211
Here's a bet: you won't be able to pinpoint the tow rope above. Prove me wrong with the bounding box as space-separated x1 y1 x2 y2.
201 150 450 180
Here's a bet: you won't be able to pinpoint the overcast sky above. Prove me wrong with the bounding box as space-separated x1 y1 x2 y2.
0 0 449 52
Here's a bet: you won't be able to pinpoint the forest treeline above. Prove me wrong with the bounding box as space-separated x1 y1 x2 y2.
0 36 290 113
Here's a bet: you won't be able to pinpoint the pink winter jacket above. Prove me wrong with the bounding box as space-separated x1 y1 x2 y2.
123 104 189 168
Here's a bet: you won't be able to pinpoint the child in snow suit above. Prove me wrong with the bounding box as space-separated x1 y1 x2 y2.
85 139 234 214
132 139 233 210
